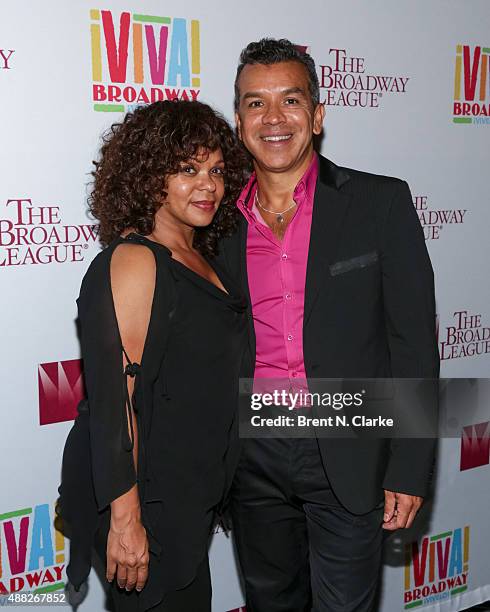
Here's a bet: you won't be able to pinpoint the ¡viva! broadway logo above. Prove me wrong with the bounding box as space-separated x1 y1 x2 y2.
404 526 469 609
453 44 490 125
90 9 201 112
0 503 65 595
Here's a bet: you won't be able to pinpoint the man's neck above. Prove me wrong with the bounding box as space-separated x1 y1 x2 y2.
254 150 314 210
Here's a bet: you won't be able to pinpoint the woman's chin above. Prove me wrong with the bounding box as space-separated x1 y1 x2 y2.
187 211 218 228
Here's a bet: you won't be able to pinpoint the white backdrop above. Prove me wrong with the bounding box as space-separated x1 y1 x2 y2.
1 2 489 611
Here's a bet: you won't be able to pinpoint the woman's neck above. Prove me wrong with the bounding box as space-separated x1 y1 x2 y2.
149 214 195 253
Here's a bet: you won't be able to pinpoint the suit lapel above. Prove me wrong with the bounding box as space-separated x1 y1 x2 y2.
219 214 256 369
238 216 250 298
304 156 352 325
238 198 256 360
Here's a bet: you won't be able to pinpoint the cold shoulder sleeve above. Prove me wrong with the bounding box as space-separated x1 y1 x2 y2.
77 241 156 511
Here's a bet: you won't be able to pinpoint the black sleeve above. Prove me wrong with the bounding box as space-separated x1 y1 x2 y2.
380 180 440 497
77 248 136 511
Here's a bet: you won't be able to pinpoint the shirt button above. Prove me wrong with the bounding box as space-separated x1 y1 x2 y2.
285 293 292 300
287 334 294 341
281 253 288 260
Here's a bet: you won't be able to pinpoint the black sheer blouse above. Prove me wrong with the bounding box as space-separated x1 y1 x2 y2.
59 233 247 610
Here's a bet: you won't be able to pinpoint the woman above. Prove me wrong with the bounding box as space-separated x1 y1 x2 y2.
58 100 249 611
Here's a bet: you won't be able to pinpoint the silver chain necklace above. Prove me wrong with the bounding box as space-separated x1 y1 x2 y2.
255 191 296 224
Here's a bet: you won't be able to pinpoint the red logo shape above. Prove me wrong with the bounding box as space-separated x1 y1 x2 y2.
226 608 246 612
460 421 490 471
295 45 309 54
38 359 85 425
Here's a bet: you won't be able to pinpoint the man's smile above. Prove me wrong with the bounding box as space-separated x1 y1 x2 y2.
260 134 293 143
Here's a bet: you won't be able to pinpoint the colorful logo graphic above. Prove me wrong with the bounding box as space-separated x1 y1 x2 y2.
460 421 490 471
453 45 490 125
0 49 15 70
404 526 470 608
319 48 409 108
0 198 98 267
413 195 467 241
39 359 84 425
438 310 490 360
0 503 65 595
90 9 201 112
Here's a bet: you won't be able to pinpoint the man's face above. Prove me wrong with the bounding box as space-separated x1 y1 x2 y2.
235 61 324 174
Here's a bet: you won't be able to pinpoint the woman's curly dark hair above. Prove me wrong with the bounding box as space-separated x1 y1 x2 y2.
89 100 250 257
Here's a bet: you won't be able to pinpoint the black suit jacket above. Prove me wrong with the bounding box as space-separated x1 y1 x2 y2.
219 154 440 515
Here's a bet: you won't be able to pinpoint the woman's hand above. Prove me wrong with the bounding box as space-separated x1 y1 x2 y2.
107 486 149 592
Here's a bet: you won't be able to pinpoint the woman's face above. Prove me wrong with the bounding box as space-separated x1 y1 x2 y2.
159 148 226 229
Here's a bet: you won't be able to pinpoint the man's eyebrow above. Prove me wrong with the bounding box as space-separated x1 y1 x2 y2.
242 91 263 100
283 87 307 96
242 86 307 100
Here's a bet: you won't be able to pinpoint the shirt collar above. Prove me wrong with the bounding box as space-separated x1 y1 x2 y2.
237 152 319 219
295 151 319 203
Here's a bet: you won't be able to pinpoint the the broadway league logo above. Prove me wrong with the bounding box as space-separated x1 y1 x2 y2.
38 359 84 425
404 526 470 608
90 9 201 112
453 45 490 125
0 198 98 267
319 48 409 108
438 310 490 361
460 421 490 471
0 502 65 594
413 195 467 241
0 49 15 69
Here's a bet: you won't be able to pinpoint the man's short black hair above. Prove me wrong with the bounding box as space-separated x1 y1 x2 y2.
234 38 320 111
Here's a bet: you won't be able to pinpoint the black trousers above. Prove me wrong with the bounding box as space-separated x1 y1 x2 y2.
230 437 384 612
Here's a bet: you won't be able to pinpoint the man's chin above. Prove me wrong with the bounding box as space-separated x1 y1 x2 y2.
253 155 298 173
251 146 313 175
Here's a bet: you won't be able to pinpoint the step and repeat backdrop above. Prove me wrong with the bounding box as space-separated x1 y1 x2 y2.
1 1 489 611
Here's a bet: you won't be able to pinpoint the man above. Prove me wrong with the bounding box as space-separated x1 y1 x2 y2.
220 39 439 611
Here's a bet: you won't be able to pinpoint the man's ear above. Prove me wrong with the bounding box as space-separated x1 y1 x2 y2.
313 102 325 136
235 112 242 141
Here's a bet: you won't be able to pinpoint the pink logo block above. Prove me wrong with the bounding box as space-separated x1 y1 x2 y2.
38 359 85 425
460 421 490 471
295 45 310 54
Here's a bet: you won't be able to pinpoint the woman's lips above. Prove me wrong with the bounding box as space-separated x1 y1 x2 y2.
191 200 215 211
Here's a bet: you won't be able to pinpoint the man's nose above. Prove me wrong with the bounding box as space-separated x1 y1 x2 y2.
262 102 286 125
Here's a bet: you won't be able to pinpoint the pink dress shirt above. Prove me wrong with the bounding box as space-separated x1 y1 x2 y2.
237 153 319 395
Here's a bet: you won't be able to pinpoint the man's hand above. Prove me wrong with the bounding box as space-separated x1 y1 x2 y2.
382 489 423 531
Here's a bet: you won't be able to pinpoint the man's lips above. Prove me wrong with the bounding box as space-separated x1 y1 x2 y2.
260 134 293 143
191 200 215 211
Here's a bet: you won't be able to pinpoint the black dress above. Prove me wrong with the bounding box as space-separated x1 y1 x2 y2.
58 233 247 610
